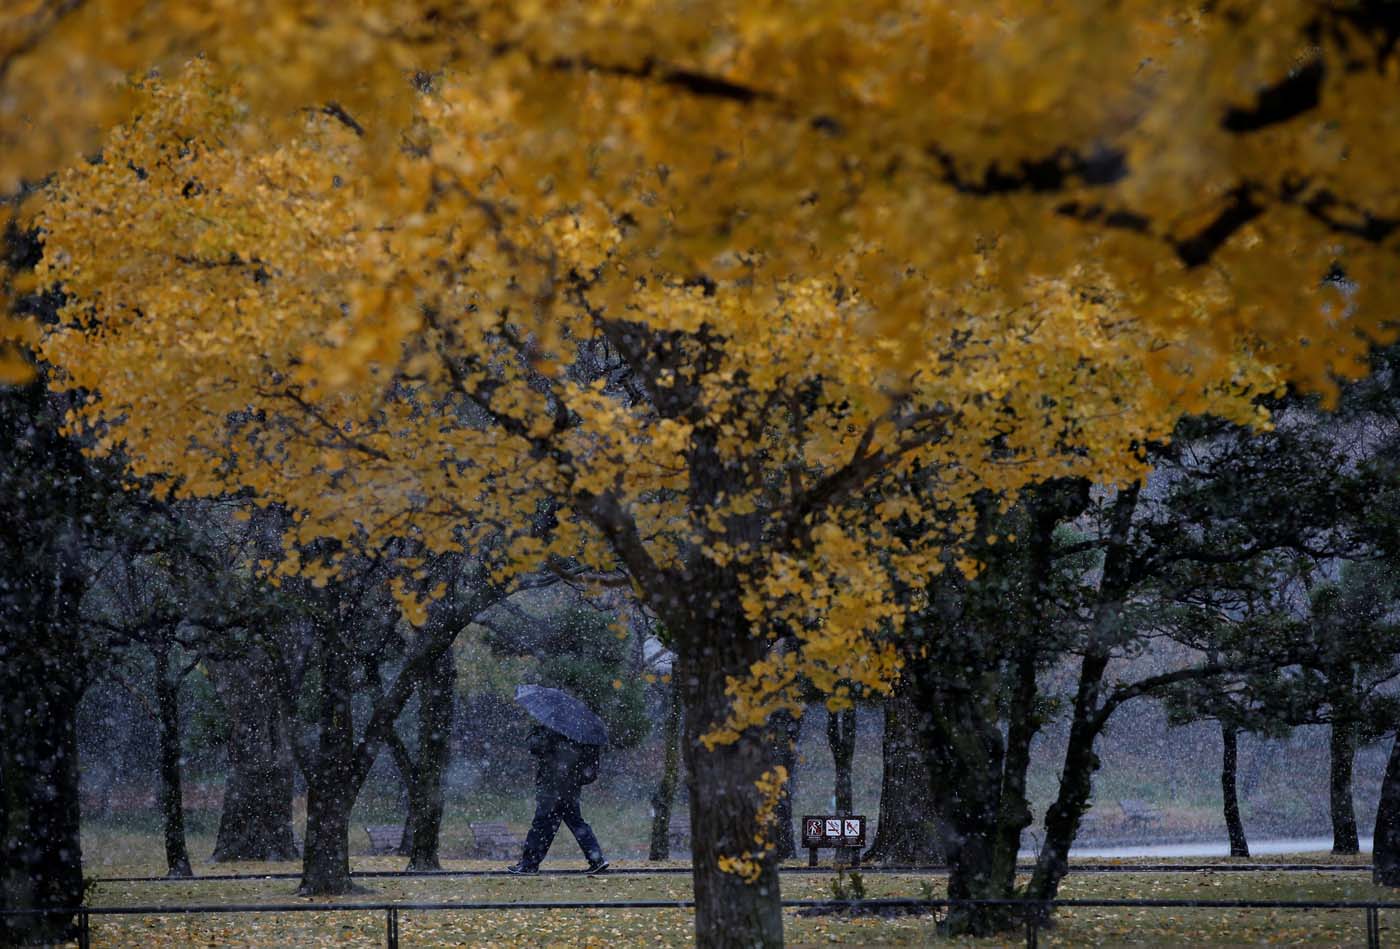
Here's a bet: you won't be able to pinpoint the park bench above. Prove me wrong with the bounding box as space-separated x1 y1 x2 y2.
667 812 692 855
1118 799 1163 831
363 824 403 855
469 821 523 860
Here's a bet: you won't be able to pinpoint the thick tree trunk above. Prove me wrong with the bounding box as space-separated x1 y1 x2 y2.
768 707 801 862
676 621 784 949
300 773 356 895
1372 732 1400 885
402 650 455 870
1330 720 1360 855
154 639 192 877
0 511 87 945
298 635 359 895
0 618 86 945
649 681 684 861
864 676 943 865
210 651 298 862
1221 724 1249 858
915 657 1017 935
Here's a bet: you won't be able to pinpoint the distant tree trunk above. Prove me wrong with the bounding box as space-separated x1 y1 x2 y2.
153 636 193 877
1221 724 1249 858
210 651 298 862
827 704 856 814
826 703 858 867
995 650 1039 867
294 572 496 894
649 681 683 861
1026 483 1138 909
1372 732 1400 886
299 632 358 895
1027 652 1111 906
864 676 943 865
769 706 801 862
1330 720 1360 855
401 649 455 870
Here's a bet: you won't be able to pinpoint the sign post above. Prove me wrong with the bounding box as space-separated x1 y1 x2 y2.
800 814 866 867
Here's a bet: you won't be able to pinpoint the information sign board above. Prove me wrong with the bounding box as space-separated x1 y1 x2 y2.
800 814 865 848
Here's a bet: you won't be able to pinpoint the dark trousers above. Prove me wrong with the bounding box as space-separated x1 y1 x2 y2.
520 791 603 868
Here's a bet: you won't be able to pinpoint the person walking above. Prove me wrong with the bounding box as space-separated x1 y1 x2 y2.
507 685 610 875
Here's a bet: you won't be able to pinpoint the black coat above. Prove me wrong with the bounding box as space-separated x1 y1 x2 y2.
528 726 598 796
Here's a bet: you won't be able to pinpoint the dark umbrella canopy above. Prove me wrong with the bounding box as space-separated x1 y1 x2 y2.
514 685 609 746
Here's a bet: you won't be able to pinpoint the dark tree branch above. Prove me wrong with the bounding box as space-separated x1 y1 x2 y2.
1094 662 1244 731
1222 59 1325 132
320 102 365 137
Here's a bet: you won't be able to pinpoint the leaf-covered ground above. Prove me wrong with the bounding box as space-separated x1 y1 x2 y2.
65 855 1396 946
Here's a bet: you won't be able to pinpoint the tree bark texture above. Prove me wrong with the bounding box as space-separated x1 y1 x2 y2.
298 630 358 895
649 682 684 861
1372 732 1400 886
1221 724 1249 858
864 676 944 865
674 607 784 949
401 649 455 870
153 637 193 877
1330 720 1360 855
912 650 1020 935
210 650 298 862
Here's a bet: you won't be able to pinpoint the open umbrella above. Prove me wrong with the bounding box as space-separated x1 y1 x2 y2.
514 684 609 746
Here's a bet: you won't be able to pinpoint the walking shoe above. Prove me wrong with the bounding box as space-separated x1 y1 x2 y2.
506 863 539 875
585 859 610 875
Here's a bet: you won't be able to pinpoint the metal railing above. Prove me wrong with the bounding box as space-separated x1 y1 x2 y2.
90 861 1372 884
3 896 1394 949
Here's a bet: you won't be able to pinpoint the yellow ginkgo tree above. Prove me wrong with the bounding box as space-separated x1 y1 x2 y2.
5 2 1399 391
36 62 1290 945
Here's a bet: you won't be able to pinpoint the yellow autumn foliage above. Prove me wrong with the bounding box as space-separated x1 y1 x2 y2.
4 2 1397 390
37 66 1283 740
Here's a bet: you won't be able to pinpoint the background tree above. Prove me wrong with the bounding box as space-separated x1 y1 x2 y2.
1249 564 1400 854
648 674 685 861
207 641 302 863
862 666 943 866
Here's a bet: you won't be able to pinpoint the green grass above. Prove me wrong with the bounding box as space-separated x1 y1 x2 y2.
59 850 1396 947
